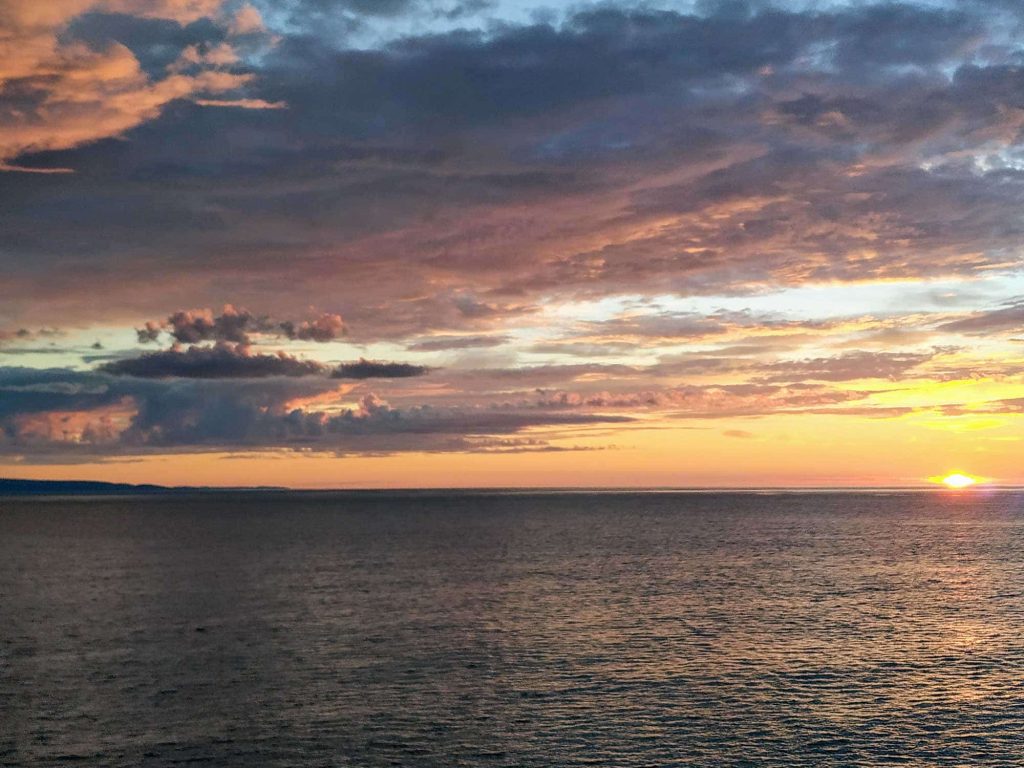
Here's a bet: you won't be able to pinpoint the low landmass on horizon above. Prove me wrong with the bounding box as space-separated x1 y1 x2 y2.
0 478 289 495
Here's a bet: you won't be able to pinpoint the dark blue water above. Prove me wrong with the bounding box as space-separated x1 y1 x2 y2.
2 491 1023 766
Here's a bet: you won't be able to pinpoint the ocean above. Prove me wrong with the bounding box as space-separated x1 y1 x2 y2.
2 491 1022 766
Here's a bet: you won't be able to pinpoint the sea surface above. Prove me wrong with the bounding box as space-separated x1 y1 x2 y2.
2 490 1023 767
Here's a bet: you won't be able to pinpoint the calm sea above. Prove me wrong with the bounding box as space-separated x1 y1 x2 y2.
2 491 1023 766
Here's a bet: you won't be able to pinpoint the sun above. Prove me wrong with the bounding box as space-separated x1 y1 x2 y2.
939 473 978 489
928 471 987 489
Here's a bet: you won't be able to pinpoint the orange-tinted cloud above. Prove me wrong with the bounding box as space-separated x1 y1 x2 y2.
0 0 275 170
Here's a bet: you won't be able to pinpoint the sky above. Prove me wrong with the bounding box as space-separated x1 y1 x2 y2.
1 0 1023 487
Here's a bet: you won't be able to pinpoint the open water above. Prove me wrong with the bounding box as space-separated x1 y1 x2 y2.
2 490 1023 766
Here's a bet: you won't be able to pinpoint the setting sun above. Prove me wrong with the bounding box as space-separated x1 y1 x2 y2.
940 473 979 489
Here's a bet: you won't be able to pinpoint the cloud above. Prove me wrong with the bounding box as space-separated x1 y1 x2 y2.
723 429 755 439
0 366 629 457
0 33 254 169
136 321 162 343
228 3 264 35
937 301 1024 335
0 327 59 342
331 359 430 379
0 328 32 344
193 98 286 109
99 343 327 378
5 1 1024 333
976 397 1024 414
578 311 735 341
556 308 847 347
101 343 429 380
279 313 346 342
97 308 422 380
405 334 509 351
142 306 345 345
534 382 870 418
0 328 72 355
757 350 942 383
529 341 639 357
166 305 265 344
0 367 129 420
0 0 291 170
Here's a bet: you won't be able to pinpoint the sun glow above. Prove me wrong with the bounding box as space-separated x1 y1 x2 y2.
939 473 979 489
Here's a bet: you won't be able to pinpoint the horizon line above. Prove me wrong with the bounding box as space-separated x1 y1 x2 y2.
3 477 1023 494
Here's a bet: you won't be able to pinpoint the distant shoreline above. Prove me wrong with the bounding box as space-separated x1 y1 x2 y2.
0 478 287 496
2 478 1022 496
